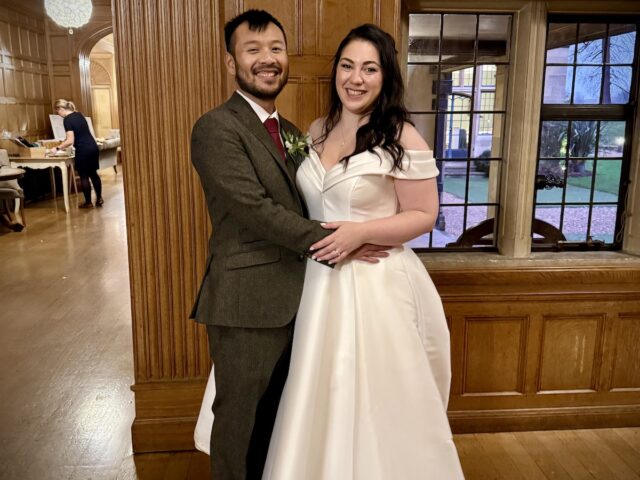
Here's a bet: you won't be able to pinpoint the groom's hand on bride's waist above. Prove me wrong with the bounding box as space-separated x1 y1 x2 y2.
349 244 392 263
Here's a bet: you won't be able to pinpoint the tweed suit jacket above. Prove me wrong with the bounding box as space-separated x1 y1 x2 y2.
190 92 328 328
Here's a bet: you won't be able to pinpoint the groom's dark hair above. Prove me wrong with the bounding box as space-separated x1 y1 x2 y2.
224 9 287 55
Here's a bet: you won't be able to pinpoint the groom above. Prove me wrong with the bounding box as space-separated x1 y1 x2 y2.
190 9 385 480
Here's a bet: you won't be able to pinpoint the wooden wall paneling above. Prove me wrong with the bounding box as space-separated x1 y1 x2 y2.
242 0 302 54
438 267 640 433
463 316 528 395
277 76 303 127
537 314 605 393
0 4 50 139
317 77 331 124
317 0 377 55
610 313 640 391
380 0 402 40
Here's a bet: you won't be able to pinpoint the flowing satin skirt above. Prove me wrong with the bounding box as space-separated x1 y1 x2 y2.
262 247 465 479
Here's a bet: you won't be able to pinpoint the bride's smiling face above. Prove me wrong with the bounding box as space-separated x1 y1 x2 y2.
336 39 383 115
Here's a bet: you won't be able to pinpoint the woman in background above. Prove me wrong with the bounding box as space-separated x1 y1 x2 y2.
54 99 103 208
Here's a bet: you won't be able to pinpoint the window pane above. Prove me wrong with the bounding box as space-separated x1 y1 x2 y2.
470 159 500 182
478 15 511 62
535 19 635 251
466 206 494 243
406 65 438 111
590 205 617 243
408 14 441 63
534 206 561 231
490 65 507 110
438 113 470 158
442 161 468 204
407 233 431 249
544 65 573 103
540 121 568 157
576 23 605 64
480 91 495 110
566 159 594 202
563 206 590 241
410 113 437 149
472 113 503 157
573 66 601 103
467 169 492 204
432 206 465 246
569 120 597 158
536 160 566 204
439 66 473 110
603 66 632 104
594 159 622 197
480 64 496 86
408 14 512 251
608 25 636 64
547 23 577 63
598 121 625 157
442 14 476 63
446 65 474 88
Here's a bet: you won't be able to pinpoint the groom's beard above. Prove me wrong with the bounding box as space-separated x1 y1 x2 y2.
235 62 289 101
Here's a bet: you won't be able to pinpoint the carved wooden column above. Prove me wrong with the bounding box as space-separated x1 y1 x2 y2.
112 0 222 452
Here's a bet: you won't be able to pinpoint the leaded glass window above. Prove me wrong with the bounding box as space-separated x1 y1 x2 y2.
407 13 512 249
534 17 639 250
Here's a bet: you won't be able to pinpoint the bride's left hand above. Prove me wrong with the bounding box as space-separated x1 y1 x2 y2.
310 221 367 264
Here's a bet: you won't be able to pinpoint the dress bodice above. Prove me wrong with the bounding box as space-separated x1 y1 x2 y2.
296 147 439 223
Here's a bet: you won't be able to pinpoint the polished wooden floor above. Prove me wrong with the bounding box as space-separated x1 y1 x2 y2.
1 172 639 480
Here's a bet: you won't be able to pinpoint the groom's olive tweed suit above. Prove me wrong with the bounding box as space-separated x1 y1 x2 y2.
190 92 328 479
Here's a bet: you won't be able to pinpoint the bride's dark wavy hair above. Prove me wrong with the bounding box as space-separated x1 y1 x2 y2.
316 24 412 170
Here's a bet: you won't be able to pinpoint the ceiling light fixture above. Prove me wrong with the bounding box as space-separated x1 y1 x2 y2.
45 0 93 35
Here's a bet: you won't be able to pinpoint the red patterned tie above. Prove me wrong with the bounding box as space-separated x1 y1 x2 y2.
263 117 286 161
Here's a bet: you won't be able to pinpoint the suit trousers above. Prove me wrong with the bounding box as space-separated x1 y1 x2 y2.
207 321 294 480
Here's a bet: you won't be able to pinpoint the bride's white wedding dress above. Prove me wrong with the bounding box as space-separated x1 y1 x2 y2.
262 148 464 479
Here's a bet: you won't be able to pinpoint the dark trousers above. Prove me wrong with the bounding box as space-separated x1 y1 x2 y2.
80 170 102 204
207 322 294 480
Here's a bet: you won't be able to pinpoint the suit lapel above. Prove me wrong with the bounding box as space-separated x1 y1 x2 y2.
226 93 296 188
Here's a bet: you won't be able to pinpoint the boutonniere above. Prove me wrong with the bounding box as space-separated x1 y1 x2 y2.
282 131 310 165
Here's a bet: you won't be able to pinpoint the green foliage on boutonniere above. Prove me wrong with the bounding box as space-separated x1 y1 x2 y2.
282 131 310 165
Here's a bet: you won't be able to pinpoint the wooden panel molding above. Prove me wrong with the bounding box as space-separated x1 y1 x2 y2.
0 4 50 140
463 316 528 395
437 265 640 433
316 0 378 55
610 313 640 391
538 314 605 393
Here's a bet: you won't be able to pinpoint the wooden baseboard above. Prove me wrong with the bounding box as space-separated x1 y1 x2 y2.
131 379 640 452
132 416 199 453
131 379 206 453
449 404 640 433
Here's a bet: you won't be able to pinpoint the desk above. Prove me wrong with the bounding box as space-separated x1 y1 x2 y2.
10 155 77 213
0 167 25 231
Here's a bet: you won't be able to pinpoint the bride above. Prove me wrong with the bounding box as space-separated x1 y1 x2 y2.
261 24 465 479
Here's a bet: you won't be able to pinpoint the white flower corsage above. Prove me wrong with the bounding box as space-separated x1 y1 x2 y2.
282 131 311 165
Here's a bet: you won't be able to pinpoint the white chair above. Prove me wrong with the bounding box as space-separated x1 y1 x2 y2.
0 149 26 230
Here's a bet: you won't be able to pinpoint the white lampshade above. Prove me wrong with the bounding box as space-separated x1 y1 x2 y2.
45 0 93 34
